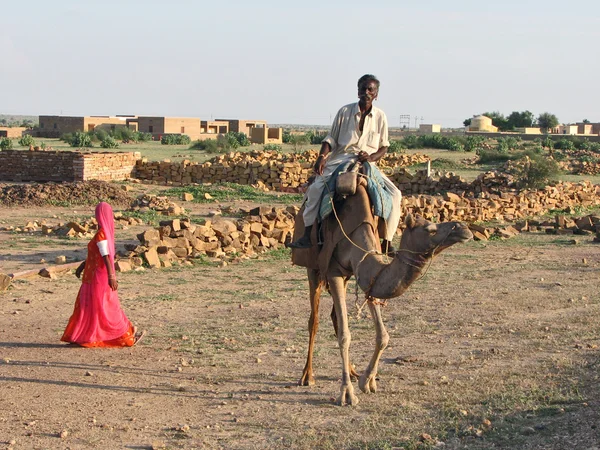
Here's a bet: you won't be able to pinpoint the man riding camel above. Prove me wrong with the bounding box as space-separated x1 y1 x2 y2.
288 74 402 252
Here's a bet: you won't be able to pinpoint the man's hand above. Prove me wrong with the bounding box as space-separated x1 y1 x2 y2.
314 155 327 175
357 151 372 163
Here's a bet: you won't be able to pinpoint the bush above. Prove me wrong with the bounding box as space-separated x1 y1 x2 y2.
476 149 513 164
161 134 191 145
61 131 93 147
512 153 561 189
263 144 282 152
542 136 554 149
553 138 575 151
496 137 522 154
100 136 119 148
190 139 221 153
288 134 309 151
228 131 250 147
134 131 153 142
0 137 13 150
18 134 35 147
282 130 292 143
387 139 405 153
401 135 420 149
93 128 109 142
464 135 485 152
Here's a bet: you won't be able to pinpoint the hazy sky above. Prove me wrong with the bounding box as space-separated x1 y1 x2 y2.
2 0 599 127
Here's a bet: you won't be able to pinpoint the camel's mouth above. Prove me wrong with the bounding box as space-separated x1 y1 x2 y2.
433 224 473 252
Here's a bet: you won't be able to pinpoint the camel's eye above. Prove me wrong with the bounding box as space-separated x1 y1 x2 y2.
424 224 437 234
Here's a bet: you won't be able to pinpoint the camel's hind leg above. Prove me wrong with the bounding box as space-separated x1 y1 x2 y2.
299 268 323 386
359 301 389 394
330 306 360 380
329 276 358 406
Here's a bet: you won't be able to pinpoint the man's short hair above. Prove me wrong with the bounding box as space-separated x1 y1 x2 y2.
357 74 380 89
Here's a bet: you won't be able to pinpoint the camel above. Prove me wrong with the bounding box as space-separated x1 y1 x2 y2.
291 180 473 406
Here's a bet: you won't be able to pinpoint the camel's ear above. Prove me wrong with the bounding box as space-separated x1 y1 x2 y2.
405 214 415 230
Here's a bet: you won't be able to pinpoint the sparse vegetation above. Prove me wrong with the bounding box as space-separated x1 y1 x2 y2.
0 137 14 150
18 134 35 147
161 134 191 145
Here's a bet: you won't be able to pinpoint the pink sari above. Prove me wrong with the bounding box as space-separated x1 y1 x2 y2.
61 202 135 347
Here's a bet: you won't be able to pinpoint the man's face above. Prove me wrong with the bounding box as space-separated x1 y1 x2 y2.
358 80 379 102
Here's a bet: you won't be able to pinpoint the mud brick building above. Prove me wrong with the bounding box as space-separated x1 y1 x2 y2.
135 117 202 140
0 127 27 138
36 115 135 138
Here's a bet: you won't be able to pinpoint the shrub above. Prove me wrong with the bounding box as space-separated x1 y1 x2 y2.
553 138 575 151
476 149 513 164
464 135 485 152
387 139 405 153
68 131 93 147
401 135 420 149
93 128 109 142
228 131 250 147
190 139 220 153
0 137 13 150
161 134 191 145
589 142 600 152
496 137 522 153
542 136 554 149
263 144 283 152
512 153 561 189
100 136 119 148
134 131 153 142
288 134 309 151
282 130 292 143
18 134 35 147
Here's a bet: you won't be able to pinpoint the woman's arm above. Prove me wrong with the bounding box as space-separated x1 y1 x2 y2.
75 261 85 279
102 255 118 291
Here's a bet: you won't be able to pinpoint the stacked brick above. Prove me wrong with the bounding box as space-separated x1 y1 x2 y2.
116 206 298 271
402 181 600 224
390 168 516 196
133 150 429 190
0 150 139 182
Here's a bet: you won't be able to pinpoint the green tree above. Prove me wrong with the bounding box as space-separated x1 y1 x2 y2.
537 112 559 132
506 110 535 130
463 118 472 127
583 119 590 124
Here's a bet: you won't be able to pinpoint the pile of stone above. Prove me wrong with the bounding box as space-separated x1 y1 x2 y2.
402 180 600 225
5 214 145 238
114 206 298 271
129 194 187 216
133 150 430 191
468 213 600 241
390 168 517 196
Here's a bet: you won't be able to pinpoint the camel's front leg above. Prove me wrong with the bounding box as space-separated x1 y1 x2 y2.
359 301 389 394
330 306 360 380
299 269 323 386
329 276 359 406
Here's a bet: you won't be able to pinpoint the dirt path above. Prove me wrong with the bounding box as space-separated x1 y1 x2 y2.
1 214 600 448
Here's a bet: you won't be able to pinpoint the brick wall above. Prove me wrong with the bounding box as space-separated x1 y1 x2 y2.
0 150 140 182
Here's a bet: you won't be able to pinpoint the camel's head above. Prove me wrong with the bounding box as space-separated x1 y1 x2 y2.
398 214 473 258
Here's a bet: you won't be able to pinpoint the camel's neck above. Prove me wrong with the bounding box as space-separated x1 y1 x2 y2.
353 248 430 299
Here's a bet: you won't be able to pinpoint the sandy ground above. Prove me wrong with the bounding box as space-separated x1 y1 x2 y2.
1 201 600 450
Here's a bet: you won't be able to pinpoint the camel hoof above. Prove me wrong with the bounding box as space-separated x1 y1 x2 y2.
298 375 316 386
359 374 377 394
337 387 359 406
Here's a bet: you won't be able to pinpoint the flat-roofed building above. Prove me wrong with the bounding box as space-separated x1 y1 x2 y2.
217 119 267 137
137 117 202 140
37 115 134 137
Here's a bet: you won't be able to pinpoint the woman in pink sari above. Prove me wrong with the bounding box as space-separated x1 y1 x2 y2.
62 202 141 347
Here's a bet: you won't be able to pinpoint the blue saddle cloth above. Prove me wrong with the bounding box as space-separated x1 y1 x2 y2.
318 161 394 223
